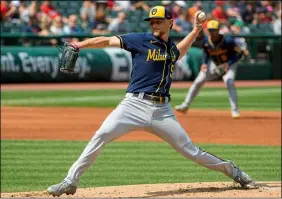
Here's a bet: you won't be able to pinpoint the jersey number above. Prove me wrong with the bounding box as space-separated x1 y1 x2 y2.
170 64 175 78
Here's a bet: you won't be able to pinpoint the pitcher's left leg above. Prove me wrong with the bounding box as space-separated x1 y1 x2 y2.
222 63 240 118
150 106 255 188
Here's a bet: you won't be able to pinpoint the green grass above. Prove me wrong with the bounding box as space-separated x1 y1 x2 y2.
1 140 281 192
1 87 281 110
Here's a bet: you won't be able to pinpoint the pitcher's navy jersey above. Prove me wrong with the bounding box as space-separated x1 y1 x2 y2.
202 34 243 66
117 33 180 97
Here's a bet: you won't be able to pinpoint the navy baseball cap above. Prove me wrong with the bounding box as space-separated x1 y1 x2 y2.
144 6 172 21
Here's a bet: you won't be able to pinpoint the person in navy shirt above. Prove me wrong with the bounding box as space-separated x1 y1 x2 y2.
47 7 255 197
175 20 244 118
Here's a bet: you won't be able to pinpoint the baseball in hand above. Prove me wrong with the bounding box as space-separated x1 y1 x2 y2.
197 11 206 22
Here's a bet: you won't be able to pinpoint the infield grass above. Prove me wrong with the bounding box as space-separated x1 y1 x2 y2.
1 140 281 192
1 86 281 111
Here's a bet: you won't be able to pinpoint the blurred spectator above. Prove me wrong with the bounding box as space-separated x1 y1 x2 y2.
96 0 108 11
212 0 228 25
64 14 83 34
255 1 273 24
1 0 281 37
107 0 115 10
50 15 64 35
162 0 172 9
273 10 281 35
240 2 255 24
171 1 186 20
219 24 230 34
40 0 60 20
275 1 281 13
187 1 202 24
173 10 193 34
17 0 31 23
80 0 96 23
161 0 173 19
38 15 51 36
230 20 249 57
23 15 41 33
38 17 54 45
1 1 17 21
113 1 131 11
107 11 130 33
91 9 109 34
230 20 247 34
80 17 92 33
10 1 21 21
29 1 39 18
226 0 242 20
131 1 150 11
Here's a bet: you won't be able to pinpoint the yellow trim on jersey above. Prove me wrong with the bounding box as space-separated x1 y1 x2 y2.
208 35 225 49
170 46 176 62
155 42 168 94
116 35 124 49
149 6 165 18
207 36 215 49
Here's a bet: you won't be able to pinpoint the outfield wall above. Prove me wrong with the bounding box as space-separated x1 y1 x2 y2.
1 33 281 83
1 47 200 83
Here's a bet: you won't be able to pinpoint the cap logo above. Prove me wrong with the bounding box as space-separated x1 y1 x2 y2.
151 8 157 15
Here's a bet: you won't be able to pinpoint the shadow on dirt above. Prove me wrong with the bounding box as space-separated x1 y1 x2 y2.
145 186 247 198
238 116 280 120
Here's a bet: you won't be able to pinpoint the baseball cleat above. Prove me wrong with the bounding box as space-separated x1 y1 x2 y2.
234 168 256 189
47 180 77 197
175 103 189 113
231 110 240 119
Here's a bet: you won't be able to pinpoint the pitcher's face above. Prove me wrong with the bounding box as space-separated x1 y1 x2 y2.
150 19 172 38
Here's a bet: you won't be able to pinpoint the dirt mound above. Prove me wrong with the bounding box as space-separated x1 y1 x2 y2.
1 182 280 198
1 107 280 146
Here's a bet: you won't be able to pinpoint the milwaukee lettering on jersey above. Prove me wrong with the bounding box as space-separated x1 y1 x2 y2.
117 32 180 97
146 49 167 61
208 48 228 56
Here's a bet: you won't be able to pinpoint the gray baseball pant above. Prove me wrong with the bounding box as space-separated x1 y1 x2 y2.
64 93 238 186
184 61 239 112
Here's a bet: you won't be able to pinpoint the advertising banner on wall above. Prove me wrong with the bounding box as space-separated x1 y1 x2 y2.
1 47 201 83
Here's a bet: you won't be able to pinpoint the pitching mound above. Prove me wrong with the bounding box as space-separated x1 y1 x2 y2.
1 181 280 198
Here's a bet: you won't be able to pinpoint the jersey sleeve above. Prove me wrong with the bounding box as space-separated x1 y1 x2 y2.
116 33 144 53
174 46 180 62
226 36 243 65
201 38 210 64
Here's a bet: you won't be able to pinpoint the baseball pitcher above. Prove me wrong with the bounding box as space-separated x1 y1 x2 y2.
175 20 244 118
48 7 255 197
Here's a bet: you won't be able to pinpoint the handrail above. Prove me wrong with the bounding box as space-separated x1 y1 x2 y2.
1 32 281 39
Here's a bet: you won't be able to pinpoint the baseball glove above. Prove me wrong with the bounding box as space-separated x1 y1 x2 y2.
56 42 79 73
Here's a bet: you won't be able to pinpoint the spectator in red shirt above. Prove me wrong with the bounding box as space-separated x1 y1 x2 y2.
40 0 60 20
1 1 17 21
212 0 228 25
107 0 114 10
